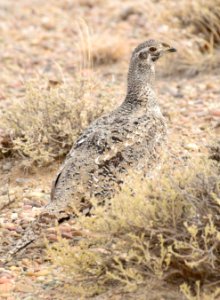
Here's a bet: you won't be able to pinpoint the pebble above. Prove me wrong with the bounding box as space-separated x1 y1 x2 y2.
2 162 12 171
46 227 58 234
0 277 12 284
0 195 9 205
14 282 35 293
184 143 199 151
23 205 33 210
26 269 50 277
4 223 17 231
0 282 13 293
23 199 43 207
205 82 215 89
15 178 30 184
11 212 18 221
10 231 20 237
41 16 55 30
210 110 220 117
61 231 73 239
47 234 58 242
26 191 49 202
0 187 8 196
57 225 72 233
9 266 21 271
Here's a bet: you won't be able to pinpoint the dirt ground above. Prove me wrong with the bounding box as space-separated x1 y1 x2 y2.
0 0 219 299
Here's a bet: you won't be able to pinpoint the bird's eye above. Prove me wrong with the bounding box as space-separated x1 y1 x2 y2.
149 47 157 52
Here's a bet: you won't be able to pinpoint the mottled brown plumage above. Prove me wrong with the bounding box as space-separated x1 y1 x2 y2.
4 40 176 261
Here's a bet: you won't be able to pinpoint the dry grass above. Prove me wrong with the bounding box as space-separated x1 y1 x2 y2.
75 19 127 67
0 20 125 166
90 33 127 66
0 76 113 166
162 0 220 75
47 155 220 299
179 0 220 49
165 45 220 76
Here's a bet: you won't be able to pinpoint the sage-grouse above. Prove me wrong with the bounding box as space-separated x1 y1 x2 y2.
5 39 176 261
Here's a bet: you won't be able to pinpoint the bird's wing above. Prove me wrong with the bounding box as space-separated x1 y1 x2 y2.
51 116 108 199
51 114 156 199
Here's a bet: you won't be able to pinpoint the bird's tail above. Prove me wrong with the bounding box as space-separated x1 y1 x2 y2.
2 202 72 265
3 224 37 264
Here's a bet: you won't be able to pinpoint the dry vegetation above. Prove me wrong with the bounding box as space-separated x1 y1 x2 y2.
48 158 220 299
179 0 220 47
0 77 114 166
47 156 220 299
90 33 127 65
0 0 220 299
162 0 220 75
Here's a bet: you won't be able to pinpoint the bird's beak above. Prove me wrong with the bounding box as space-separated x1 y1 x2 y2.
162 43 177 53
166 47 177 53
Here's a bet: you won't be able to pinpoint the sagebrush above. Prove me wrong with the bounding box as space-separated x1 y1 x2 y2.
0 77 114 166
47 156 220 299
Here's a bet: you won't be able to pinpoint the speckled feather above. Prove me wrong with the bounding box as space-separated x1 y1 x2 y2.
5 39 175 261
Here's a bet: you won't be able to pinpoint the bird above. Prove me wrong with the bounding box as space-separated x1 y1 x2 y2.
4 39 176 262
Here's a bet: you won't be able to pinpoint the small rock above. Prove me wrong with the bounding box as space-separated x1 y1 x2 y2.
41 16 55 30
184 143 199 151
0 195 9 206
27 191 48 201
10 231 20 237
11 213 18 221
46 227 57 234
36 276 46 282
61 231 73 239
0 277 11 284
9 266 20 271
2 223 17 231
206 82 215 89
0 273 13 284
14 282 35 293
0 187 8 196
0 282 13 293
59 225 72 233
15 178 30 184
2 162 12 171
23 199 42 207
23 205 33 210
47 234 58 242
26 269 50 278
119 7 139 21
210 110 220 117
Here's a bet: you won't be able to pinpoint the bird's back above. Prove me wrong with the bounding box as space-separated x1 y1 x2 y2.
51 103 167 216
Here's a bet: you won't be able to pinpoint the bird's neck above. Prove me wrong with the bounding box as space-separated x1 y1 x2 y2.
122 85 161 116
124 63 158 110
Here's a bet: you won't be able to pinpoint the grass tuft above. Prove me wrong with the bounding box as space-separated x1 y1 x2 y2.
163 0 220 75
179 0 220 49
90 33 127 66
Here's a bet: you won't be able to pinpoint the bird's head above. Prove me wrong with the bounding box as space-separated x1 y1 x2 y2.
127 40 177 94
132 39 177 65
